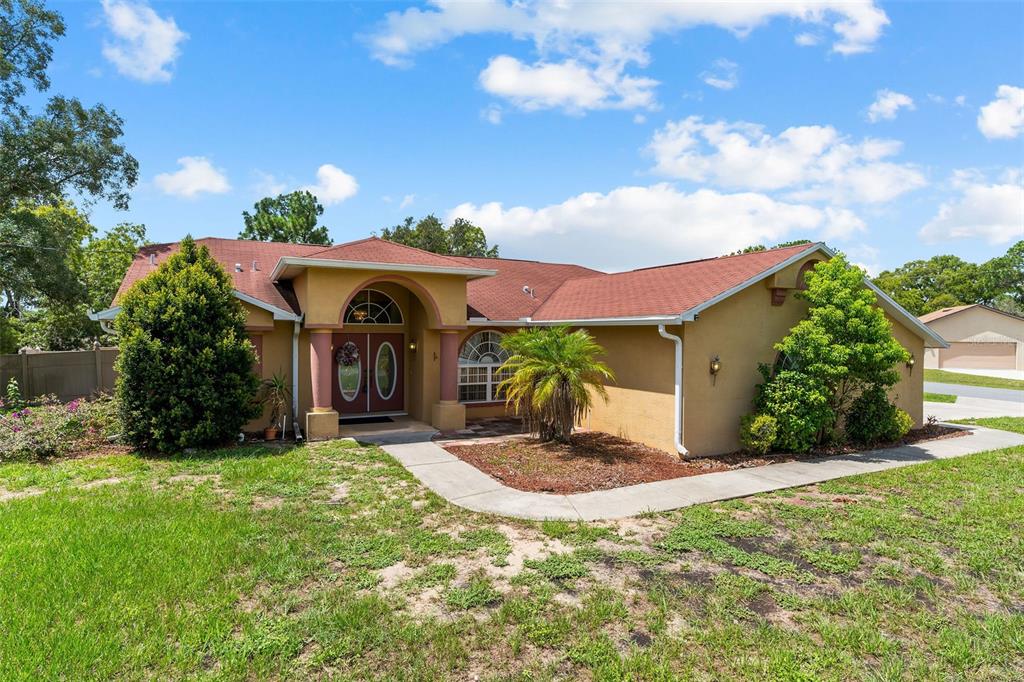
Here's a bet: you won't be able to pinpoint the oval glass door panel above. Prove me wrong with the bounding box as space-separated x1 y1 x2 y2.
337 341 361 402
375 342 397 400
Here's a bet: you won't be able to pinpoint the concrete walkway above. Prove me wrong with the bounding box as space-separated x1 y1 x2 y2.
380 425 1024 521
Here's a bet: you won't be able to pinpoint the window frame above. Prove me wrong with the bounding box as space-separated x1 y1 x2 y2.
458 330 511 404
344 288 404 325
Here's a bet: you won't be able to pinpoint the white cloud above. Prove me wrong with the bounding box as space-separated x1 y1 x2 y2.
866 89 915 122
646 116 926 204
369 1 888 113
633 113 647 125
920 171 1024 244
977 85 1024 139
845 243 882 276
399 194 416 210
700 58 739 90
479 55 657 112
481 104 503 125
154 157 230 198
101 0 187 83
252 170 287 197
795 32 821 46
954 95 966 107
301 164 359 206
447 183 859 270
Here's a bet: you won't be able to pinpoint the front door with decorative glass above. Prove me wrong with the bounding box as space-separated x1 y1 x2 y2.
332 332 404 414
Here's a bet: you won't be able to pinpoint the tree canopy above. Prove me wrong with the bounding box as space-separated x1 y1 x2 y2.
872 241 1023 316
1 0 137 210
240 190 331 245
378 215 499 257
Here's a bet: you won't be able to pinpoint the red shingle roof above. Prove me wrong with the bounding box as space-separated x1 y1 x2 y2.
111 236 822 323
305 236 491 270
530 243 818 320
448 256 603 320
114 238 322 314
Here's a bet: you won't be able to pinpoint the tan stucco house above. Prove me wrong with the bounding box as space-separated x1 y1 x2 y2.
93 237 946 457
920 304 1024 370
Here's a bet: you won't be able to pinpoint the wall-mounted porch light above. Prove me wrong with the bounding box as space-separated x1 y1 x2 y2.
906 354 915 373
709 356 722 375
408 338 418 353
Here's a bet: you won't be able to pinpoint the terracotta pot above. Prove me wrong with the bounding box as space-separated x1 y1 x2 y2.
263 427 280 441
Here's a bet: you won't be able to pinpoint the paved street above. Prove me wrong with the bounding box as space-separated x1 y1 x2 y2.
925 381 1024 402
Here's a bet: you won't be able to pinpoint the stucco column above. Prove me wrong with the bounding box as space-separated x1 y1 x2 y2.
432 330 466 431
439 330 459 402
309 330 333 412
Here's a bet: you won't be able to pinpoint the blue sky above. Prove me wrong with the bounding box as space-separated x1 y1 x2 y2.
46 1 1024 272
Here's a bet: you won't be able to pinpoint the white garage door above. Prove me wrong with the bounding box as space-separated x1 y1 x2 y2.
939 342 1016 369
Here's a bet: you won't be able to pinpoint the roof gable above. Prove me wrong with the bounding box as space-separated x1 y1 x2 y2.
305 236 491 270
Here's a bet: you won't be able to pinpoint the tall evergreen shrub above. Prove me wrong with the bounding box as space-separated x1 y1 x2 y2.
115 236 259 452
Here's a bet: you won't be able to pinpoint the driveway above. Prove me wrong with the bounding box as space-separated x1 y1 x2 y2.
925 381 1023 402
924 396 1024 421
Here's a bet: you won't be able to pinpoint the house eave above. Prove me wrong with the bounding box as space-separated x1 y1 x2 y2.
271 256 497 282
88 290 302 323
468 315 683 327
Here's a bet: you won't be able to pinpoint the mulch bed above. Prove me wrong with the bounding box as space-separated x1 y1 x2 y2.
441 425 970 494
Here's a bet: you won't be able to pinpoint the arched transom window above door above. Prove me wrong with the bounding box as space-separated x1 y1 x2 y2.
345 289 403 324
458 330 511 403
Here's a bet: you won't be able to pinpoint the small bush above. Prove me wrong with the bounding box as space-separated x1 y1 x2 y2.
0 397 83 462
76 393 122 440
739 413 778 455
846 385 911 445
753 369 833 453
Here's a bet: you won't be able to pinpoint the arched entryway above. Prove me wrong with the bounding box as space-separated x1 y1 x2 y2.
332 288 406 416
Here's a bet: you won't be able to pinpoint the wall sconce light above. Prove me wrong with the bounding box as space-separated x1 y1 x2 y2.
710 355 722 376
906 355 915 373
408 339 418 353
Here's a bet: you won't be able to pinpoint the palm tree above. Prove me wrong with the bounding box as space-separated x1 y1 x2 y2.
497 326 615 443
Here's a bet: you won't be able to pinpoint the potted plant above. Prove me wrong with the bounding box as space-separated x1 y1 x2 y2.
258 372 291 441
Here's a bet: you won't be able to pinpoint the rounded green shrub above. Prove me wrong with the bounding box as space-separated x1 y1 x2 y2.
739 413 778 455
846 385 912 445
753 369 833 453
114 236 259 453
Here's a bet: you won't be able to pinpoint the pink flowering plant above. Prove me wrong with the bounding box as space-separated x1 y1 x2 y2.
0 394 119 463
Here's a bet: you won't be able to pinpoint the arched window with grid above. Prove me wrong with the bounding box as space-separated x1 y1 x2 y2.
458 330 511 403
344 289 403 324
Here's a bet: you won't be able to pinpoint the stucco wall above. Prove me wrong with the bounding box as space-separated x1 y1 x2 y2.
245 320 295 432
922 307 1023 369
457 325 678 453
587 325 678 454
241 302 275 331
680 273 925 457
681 278 811 456
300 267 468 329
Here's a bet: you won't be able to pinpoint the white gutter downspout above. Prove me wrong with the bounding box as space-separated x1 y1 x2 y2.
291 318 302 441
657 325 689 458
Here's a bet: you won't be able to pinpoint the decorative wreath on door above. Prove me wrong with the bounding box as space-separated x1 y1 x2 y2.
335 341 359 366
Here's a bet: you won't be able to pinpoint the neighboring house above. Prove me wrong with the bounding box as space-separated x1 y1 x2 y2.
920 304 1024 370
92 238 944 457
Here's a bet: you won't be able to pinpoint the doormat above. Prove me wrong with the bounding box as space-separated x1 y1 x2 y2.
338 416 395 425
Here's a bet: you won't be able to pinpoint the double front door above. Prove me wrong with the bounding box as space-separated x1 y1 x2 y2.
332 332 404 414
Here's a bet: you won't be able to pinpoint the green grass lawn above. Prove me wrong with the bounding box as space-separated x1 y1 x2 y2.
953 416 1024 435
1 436 1022 680
925 369 1024 391
924 392 958 403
